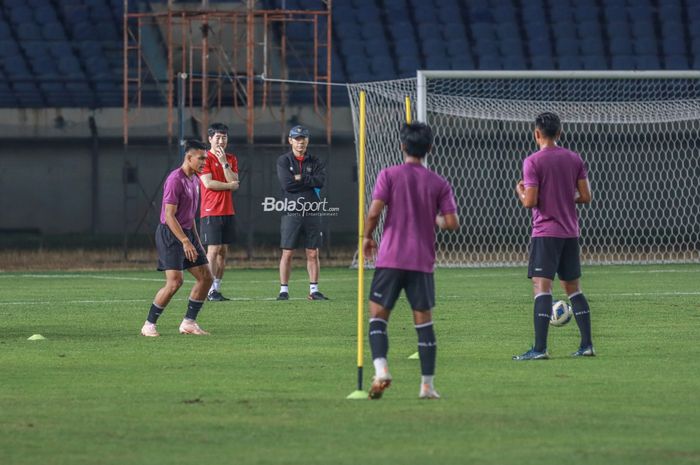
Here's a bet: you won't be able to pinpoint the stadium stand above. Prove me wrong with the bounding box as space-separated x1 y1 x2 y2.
0 0 698 107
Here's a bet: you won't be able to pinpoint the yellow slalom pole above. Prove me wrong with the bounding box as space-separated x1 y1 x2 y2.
405 96 412 124
348 90 368 399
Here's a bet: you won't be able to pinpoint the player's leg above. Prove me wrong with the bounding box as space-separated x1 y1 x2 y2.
202 216 230 301
179 263 213 335
514 237 561 360
143 224 185 337
405 271 439 399
141 270 184 337
558 239 594 356
278 216 301 300
367 268 402 399
304 217 328 300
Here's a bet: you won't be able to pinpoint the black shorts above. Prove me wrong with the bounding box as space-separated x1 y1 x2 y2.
280 214 323 249
369 268 435 311
528 237 581 281
155 224 208 271
200 215 236 246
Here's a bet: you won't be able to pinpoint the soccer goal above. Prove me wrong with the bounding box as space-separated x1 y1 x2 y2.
348 70 700 266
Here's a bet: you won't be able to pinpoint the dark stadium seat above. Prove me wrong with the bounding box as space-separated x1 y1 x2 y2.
450 53 475 70
554 38 579 57
665 54 689 70
502 54 527 70
634 38 658 56
531 54 556 70
610 36 634 55
662 36 686 57
477 54 502 70
558 55 583 70
582 55 607 70
636 54 661 70
612 54 635 69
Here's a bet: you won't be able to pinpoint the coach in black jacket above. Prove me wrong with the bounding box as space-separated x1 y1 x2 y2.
275 125 330 301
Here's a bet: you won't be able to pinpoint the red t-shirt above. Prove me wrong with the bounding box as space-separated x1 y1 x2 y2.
199 150 238 217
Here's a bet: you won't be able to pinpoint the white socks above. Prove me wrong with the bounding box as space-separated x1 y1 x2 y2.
280 284 289 294
310 282 319 294
209 279 221 293
373 357 389 379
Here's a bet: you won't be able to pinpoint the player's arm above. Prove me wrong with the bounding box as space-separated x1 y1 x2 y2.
575 178 592 204
163 203 197 261
302 159 326 188
200 173 239 191
362 199 385 258
436 212 460 230
515 180 538 208
277 157 304 192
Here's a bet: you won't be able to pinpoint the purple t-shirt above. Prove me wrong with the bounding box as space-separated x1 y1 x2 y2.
372 163 457 273
522 146 588 238
160 167 200 230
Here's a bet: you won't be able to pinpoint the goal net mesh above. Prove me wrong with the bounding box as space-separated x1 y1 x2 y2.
348 73 700 266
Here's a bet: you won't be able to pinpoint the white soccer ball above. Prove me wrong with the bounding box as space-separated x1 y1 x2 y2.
550 300 573 327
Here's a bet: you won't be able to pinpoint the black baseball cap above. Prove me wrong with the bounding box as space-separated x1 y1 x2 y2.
289 125 310 138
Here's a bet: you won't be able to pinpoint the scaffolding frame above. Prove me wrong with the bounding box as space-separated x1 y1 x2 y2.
123 0 333 145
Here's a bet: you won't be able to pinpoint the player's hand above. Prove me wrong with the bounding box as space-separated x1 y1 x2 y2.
182 239 197 262
230 181 240 191
436 214 446 229
215 146 226 161
362 238 377 260
515 180 526 198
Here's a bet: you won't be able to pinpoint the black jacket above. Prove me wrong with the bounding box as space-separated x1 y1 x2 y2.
276 150 326 204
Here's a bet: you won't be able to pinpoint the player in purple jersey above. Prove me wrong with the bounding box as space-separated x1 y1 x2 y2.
513 112 594 360
140 140 214 337
363 122 459 399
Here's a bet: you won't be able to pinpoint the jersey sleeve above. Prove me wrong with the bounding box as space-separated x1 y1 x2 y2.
522 157 539 188
438 181 458 215
577 156 588 180
372 169 390 203
201 154 213 176
228 154 239 174
162 177 182 207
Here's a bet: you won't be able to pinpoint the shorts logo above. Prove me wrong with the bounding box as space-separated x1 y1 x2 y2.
373 292 383 298
535 268 543 271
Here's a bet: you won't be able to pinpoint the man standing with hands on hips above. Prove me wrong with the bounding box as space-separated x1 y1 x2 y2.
199 123 240 302
275 125 329 301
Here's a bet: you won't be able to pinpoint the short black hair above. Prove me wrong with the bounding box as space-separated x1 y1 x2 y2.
207 122 228 137
535 112 561 138
400 122 433 158
184 139 207 153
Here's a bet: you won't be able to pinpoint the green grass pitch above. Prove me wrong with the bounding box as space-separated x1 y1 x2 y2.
1 264 699 465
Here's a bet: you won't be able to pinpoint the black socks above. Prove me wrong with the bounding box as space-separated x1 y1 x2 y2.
534 293 553 352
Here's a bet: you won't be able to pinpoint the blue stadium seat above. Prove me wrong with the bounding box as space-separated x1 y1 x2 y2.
8 6 33 24
528 36 552 57
42 22 67 40
473 39 499 56
551 22 577 41
0 20 11 40
693 54 700 70
636 54 661 69
425 54 451 70
492 5 517 23
692 36 700 56
631 21 654 39
502 54 527 70
558 55 583 70
499 37 523 56
634 38 657 55
582 55 607 70
477 54 502 70
446 38 470 57
611 54 635 69
662 36 686 56
548 3 574 23
574 4 599 22
416 21 442 42
16 21 41 40
606 20 631 41
665 54 689 70
443 21 467 41
580 37 604 56
450 53 475 70
470 22 496 42
531 54 555 69
610 36 633 55
495 21 519 41
554 38 579 57
35 6 59 25
603 6 626 23
577 20 602 40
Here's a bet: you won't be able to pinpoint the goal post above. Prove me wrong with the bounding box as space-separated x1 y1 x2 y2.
349 70 700 266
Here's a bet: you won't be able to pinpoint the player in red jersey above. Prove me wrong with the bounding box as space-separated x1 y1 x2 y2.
199 123 240 301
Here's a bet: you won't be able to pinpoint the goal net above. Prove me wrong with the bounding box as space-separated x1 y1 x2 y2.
348 71 700 266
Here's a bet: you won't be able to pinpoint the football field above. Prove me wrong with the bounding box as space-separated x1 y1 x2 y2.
1 264 699 465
